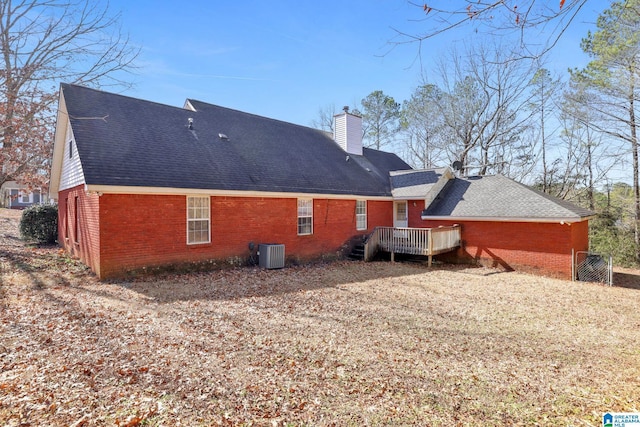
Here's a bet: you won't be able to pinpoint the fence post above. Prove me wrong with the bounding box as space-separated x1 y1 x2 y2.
609 255 613 286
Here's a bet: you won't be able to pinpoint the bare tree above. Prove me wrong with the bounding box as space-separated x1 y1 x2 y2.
558 76 615 209
433 44 536 176
528 68 562 192
393 1 589 61
400 83 448 168
571 0 640 259
0 0 139 190
310 103 336 133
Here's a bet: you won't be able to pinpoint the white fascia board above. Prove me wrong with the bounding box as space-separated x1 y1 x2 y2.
84 184 393 201
392 196 422 201
49 89 68 200
423 167 454 209
421 215 595 224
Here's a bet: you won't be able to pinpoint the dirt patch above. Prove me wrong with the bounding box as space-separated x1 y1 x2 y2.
1 208 639 426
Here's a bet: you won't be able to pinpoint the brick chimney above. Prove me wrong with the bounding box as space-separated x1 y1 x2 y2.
333 106 363 155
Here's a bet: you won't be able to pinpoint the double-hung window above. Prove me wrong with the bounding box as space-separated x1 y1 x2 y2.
74 196 80 244
187 196 210 244
356 200 367 230
297 199 313 235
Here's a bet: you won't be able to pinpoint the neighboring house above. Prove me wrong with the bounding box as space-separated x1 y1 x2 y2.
1 181 48 209
49 84 594 279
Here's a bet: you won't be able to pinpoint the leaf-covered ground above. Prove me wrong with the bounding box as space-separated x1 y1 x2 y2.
1 208 639 426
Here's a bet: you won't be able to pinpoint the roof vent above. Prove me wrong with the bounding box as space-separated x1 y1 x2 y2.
218 133 228 140
188 118 193 130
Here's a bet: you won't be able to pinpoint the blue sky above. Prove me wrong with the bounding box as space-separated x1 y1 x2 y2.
112 1 604 128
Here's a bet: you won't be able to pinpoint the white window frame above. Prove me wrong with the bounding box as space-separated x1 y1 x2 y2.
74 196 81 244
187 196 210 245
20 192 31 204
356 200 367 231
297 198 313 235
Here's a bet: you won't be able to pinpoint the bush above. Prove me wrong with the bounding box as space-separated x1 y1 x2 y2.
590 210 639 268
19 204 58 244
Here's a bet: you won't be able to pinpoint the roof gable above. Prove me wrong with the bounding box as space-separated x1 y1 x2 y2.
57 84 411 197
390 168 454 201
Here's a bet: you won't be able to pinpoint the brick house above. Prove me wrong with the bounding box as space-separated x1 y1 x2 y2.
49 84 593 279
391 169 594 278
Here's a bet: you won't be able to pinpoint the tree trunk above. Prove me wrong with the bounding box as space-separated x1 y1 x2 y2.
541 98 547 193
587 140 595 211
479 143 489 175
629 75 640 261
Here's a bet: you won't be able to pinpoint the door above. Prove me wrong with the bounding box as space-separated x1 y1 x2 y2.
394 201 408 228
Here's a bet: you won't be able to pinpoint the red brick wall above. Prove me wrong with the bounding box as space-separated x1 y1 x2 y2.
94 194 394 278
421 219 589 279
365 200 394 232
407 200 425 228
571 220 590 253
57 188 588 280
58 185 101 275
98 194 187 278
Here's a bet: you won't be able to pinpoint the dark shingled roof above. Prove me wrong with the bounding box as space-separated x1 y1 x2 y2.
62 84 411 196
422 174 594 220
390 168 445 199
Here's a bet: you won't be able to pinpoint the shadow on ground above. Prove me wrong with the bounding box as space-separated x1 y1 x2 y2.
114 259 441 304
613 270 640 290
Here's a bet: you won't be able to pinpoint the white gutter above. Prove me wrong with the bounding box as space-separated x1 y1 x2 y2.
421 215 596 224
84 184 394 201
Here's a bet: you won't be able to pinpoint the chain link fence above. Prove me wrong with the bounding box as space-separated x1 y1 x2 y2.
575 251 613 286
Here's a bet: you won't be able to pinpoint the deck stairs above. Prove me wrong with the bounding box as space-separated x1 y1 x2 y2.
347 235 366 260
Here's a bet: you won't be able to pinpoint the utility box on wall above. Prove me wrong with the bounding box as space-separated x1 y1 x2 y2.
258 244 285 269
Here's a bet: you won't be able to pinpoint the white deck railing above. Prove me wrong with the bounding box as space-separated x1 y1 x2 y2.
364 225 461 266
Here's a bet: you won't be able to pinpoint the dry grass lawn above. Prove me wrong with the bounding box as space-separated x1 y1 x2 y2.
1 208 639 426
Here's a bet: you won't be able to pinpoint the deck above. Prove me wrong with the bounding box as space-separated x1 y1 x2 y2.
363 225 461 266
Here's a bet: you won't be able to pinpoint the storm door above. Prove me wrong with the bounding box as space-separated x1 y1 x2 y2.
394 201 408 228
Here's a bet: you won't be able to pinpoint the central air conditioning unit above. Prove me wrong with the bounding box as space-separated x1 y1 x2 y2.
258 244 285 269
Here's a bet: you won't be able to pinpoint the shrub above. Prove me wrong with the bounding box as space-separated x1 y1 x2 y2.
590 210 639 268
19 204 58 244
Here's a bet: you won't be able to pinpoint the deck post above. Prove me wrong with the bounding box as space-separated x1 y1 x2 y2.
391 251 395 262
427 228 433 267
